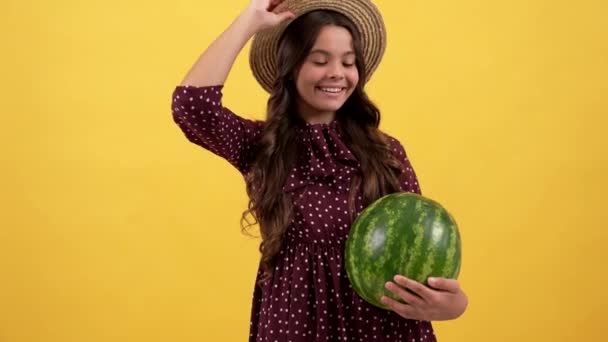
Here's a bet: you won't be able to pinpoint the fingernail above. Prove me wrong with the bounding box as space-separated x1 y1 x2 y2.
428 277 437 284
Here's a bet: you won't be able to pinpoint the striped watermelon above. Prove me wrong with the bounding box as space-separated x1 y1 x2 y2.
345 192 461 309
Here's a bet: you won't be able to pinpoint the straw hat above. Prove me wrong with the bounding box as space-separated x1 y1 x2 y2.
249 0 386 93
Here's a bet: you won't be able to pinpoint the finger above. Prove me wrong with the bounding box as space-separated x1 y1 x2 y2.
380 295 418 320
385 281 423 306
267 0 284 12
393 275 434 302
267 1 278 11
273 10 295 23
428 277 460 293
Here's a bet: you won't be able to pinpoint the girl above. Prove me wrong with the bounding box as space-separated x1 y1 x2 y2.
171 0 468 340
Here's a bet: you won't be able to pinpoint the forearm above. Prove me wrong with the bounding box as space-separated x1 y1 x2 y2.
179 9 259 87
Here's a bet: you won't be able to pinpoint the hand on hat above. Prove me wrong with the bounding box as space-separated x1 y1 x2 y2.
245 0 296 32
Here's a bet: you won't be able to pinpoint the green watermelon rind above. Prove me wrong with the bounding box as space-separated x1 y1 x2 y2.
345 192 461 310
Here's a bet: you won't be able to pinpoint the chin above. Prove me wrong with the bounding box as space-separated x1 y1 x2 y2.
312 101 346 113
313 106 341 114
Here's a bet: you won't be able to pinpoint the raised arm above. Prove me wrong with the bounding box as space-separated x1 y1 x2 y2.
172 0 294 174
179 0 295 87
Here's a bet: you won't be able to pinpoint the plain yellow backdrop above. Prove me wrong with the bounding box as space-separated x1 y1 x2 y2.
1 0 607 341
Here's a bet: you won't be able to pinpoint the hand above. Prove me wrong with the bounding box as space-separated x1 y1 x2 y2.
381 275 468 321
244 0 296 32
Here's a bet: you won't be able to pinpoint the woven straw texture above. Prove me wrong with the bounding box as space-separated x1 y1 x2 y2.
249 0 386 92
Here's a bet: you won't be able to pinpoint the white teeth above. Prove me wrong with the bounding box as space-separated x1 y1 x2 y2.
320 87 343 93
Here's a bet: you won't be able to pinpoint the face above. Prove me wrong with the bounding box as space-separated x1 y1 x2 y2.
294 25 360 124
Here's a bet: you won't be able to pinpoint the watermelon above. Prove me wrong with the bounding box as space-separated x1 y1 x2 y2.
345 192 461 309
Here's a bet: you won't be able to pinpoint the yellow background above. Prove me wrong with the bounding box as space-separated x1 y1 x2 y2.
1 0 607 340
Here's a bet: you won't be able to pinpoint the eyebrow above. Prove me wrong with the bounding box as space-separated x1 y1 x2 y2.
309 49 355 57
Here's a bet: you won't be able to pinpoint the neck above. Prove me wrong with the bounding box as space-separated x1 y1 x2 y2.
301 113 336 125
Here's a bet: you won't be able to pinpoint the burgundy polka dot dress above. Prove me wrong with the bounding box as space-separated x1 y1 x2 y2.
172 85 437 341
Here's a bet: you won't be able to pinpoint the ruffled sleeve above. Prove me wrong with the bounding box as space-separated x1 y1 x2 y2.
171 85 264 174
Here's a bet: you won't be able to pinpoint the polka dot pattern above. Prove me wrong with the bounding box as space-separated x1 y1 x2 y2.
171 85 264 174
172 85 435 341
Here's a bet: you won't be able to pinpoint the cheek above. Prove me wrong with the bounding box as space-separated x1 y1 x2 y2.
347 69 360 87
299 65 326 84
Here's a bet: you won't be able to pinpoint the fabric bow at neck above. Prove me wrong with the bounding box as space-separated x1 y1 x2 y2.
282 121 361 194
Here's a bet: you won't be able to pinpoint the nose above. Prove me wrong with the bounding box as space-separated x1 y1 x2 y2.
327 62 345 80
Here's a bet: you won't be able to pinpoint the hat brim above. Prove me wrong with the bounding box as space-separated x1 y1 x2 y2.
249 0 386 93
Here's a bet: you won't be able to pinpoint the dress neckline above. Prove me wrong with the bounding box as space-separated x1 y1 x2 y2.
295 117 339 131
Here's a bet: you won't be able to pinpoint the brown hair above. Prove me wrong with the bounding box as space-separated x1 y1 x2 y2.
241 10 403 285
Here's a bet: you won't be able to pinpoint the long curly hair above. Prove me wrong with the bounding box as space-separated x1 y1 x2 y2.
241 10 403 285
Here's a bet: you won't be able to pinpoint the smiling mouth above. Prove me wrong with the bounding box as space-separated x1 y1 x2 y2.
316 86 346 94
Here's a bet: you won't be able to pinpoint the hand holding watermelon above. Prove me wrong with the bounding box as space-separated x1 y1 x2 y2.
345 192 465 319
381 275 468 321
